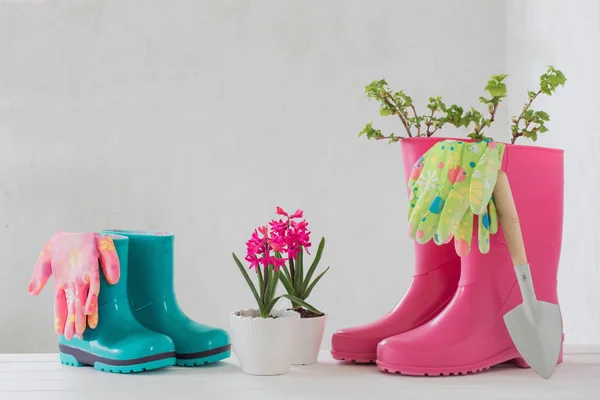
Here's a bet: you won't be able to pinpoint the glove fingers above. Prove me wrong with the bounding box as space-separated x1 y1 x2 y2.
478 206 491 254
470 143 502 215
95 235 120 285
88 308 99 330
63 283 76 340
415 144 460 244
408 142 448 240
407 156 426 221
489 197 499 234
54 286 67 335
75 282 88 336
28 242 52 296
84 268 100 315
409 182 437 240
455 211 474 257
437 143 482 242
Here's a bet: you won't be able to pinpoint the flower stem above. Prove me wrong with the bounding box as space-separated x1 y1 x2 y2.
263 265 268 296
289 257 295 287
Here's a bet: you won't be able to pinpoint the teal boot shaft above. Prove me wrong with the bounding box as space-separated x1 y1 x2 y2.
102 230 231 366
58 234 176 373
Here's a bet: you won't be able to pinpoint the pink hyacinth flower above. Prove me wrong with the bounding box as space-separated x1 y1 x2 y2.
269 206 312 260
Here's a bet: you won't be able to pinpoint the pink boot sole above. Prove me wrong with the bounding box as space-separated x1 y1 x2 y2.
331 350 376 364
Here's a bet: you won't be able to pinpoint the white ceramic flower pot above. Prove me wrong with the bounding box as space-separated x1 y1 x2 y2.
229 308 300 375
292 314 327 365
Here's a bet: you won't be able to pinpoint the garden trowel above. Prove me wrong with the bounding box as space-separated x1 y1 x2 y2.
493 171 562 379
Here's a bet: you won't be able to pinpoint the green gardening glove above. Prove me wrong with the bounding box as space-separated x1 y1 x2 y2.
407 140 504 256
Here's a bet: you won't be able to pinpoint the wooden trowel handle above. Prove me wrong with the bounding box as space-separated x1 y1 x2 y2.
493 171 528 266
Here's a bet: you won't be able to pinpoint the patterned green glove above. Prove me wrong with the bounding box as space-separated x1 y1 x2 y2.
407 140 505 256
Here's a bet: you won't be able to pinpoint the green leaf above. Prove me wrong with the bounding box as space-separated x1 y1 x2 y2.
257 265 265 307
294 250 304 293
359 122 384 140
232 253 262 311
535 110 550 121
529 131 538 141
282 294 321 314
281 264 292 283
279 272 295 296
265 267 279 305
301 237 325 296
540 125 549 133
484 74 508 98
365 80 388 100
263 295 283 317
555 70 567 85
303 266 330 300
485 81 507 98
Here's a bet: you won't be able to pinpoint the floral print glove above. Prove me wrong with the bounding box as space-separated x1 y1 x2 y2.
407 139 505 256
28 232 120 339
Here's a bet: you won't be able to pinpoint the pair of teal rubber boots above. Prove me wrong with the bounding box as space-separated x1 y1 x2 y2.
58 230 231 373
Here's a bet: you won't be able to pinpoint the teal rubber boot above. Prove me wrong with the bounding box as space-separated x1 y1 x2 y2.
58 234 176 373
101 230 231 367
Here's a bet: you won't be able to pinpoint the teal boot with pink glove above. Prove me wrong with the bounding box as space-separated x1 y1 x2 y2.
28 232 176 373
102 230 231 367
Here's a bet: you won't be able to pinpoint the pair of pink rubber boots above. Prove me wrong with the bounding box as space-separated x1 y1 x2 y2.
331 137 564 376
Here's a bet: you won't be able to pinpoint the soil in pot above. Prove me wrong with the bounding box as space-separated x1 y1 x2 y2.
290 307 324 319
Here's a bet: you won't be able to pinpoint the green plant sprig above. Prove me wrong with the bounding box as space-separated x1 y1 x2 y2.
464 74 508 141
359 77 508 143
279 237 329 315
359 68 565 144
510 66 566 144
232 252 314 318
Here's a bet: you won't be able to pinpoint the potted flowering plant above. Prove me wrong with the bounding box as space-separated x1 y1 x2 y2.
230 216 317 375
270 206 330 365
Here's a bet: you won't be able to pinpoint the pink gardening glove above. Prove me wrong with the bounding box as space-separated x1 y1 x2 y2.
28 232 120 340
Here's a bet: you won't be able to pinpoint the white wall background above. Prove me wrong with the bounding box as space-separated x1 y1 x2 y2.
0 0 595 353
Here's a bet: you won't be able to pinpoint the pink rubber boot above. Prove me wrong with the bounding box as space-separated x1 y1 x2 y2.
377 141 564 376
331 137 461 363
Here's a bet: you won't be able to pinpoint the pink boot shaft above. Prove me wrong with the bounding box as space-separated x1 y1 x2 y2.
377 138 564 375
331 137 461 363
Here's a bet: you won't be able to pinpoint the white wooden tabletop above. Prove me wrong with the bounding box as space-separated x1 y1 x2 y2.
1 349 599 400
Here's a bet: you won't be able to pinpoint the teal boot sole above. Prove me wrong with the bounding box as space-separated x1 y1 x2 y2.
59 349 175 373
175 347 231 367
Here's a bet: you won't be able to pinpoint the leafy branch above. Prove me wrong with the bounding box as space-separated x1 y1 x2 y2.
360 68 565 144
359 75 507 143
464 74 508 141
510 66 566 144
